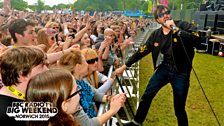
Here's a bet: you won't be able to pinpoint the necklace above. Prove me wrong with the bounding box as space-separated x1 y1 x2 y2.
6 86 25 100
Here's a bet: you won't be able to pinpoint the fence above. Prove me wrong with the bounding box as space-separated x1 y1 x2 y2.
97 22 160 126
171 9 197 23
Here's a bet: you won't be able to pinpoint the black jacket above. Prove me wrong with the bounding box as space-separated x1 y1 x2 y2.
125 20 201 73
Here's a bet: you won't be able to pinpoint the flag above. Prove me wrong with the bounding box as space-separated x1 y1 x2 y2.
148 0 153 13
152 0 157 13
160 0 168 6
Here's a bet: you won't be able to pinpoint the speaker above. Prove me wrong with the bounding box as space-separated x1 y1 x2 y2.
216 14 224 34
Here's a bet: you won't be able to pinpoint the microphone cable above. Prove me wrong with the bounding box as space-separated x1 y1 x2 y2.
176 31 221 126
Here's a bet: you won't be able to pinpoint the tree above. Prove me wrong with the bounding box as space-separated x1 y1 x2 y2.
74 0 140 11
28 5 36 11
125 0 138 10
0 2 3 8
168 0 204 10
45 5 52 10
74 0 89 10
4 0 206 13
36 0 45 12
10 0 28 11
57 3 68 9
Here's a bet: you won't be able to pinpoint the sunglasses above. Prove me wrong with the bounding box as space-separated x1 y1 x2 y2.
158 10 171 18
67 88 83 99
52 27 59 29
51 36 55 41
86 57 98 64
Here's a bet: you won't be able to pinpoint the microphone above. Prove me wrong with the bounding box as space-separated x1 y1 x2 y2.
164 19 177 30
170 25 177 30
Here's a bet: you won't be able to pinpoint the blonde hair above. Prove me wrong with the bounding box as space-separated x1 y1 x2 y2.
37 28 57 52
81 48 99 88
81 48 98 61
45 21 58 28
58 49 82 75
37 28 50 52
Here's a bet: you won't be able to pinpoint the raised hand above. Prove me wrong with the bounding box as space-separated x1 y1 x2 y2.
109 93 126 114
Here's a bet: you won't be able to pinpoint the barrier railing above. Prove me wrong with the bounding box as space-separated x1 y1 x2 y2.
97 22 159 126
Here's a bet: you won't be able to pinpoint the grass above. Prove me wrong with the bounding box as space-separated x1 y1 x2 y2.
137 52 224 126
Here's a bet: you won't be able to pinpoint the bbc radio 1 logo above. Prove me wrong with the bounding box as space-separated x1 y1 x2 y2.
6 102 58 121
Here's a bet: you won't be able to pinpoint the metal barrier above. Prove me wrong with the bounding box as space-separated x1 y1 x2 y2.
97 22 159 126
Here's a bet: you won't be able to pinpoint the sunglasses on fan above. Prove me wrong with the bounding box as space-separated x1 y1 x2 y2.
86 57 98 64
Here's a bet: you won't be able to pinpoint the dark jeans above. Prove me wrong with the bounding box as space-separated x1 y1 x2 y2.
134 63 190 126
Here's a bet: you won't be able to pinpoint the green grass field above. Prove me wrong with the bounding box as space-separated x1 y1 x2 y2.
138 52 224 126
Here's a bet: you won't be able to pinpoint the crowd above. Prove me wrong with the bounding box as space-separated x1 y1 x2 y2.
0 4 202 126
0 9 151 126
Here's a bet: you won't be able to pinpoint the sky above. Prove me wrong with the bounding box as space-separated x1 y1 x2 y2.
24 0 76 7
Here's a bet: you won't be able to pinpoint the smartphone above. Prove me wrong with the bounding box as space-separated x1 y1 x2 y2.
89 11 94 16
55 34 59 45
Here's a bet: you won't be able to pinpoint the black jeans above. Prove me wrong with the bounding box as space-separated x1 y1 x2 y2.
134 63 190 126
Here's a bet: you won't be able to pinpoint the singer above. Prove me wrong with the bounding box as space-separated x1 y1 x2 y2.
113 5 201 126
